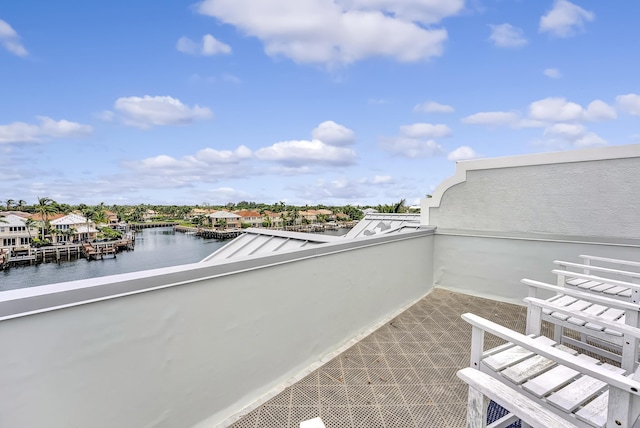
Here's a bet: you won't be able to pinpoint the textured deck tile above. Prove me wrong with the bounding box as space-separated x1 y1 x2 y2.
228 289 528 428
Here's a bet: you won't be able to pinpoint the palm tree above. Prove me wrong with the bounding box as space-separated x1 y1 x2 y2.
37 197 57 240
393 198 407 213
80 206 95 242
92 204 108 226
24 218 36 243
5 199 15 210
62 227 76 244
16 200 26 210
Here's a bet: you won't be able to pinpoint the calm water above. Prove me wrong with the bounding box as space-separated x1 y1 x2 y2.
0 227 227 291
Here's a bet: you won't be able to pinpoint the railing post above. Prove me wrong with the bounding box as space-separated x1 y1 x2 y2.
526 302 542 336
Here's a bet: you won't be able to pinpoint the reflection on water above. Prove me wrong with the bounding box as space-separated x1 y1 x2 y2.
0 227 227 291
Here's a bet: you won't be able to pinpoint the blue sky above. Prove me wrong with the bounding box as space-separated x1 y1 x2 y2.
1 0 639 207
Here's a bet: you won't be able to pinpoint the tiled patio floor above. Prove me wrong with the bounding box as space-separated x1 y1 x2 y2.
228 288 530 428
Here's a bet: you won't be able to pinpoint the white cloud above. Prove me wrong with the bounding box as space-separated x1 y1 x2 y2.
255 139 356 166
542 123 607 148
543 68 562 79
253 120 357 167
399 123 451 139
379 122 449 158
291 177 373 201
122 146 255 188
312 120 356 146
489 24 527 48
461 111 521 127
529 97 616 122
131 146 252 171
529 97 584 122
114 96 214 129
413 101 454 114
464 98 616 132
177 34 232 56
616 94 640 116
448 146 479 161
585 100 617 121
197 0 449 66
0 19 28 57
539 0 594 38
379 137 443 158
0 116 92 144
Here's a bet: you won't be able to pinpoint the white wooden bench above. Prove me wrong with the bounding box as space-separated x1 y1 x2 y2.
463 310 640 428
523 278 640 370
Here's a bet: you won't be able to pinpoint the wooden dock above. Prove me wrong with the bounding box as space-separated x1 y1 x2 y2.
174 226 243 240
130 222 179 230
1 239 135 268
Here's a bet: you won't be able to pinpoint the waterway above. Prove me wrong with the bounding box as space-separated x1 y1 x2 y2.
0 227 351 292
0 227 227 292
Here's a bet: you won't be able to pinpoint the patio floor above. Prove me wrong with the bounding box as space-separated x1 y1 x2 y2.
228 288 530 428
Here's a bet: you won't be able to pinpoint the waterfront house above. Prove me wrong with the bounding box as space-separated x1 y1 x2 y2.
142 209 158 221
190 208 215 219
207 210 241 229
104 210 119 225
1 144 639 428
235 210 262 228
0 214 37 251
298 210 318 224
50 213 98 243
262 210 284 228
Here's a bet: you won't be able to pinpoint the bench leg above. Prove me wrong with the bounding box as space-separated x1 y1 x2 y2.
467 386 489 428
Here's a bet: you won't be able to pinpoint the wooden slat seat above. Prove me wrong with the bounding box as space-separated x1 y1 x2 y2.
463 311 640 428
523 278 640 370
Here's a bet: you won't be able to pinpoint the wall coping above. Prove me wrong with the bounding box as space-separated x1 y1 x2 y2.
0 228 435 321
421 144 640 225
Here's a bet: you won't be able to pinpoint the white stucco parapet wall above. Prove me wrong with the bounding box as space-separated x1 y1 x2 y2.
420 144 640 240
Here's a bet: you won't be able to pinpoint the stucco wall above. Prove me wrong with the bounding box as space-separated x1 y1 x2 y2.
429 156 640 239
434 234 640 304
0 231 434 428
425 145 640 302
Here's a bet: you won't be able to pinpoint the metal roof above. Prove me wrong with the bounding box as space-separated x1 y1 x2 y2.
200 228 342 262
200 214 425 263
51 214 90 226
344 213 422 238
